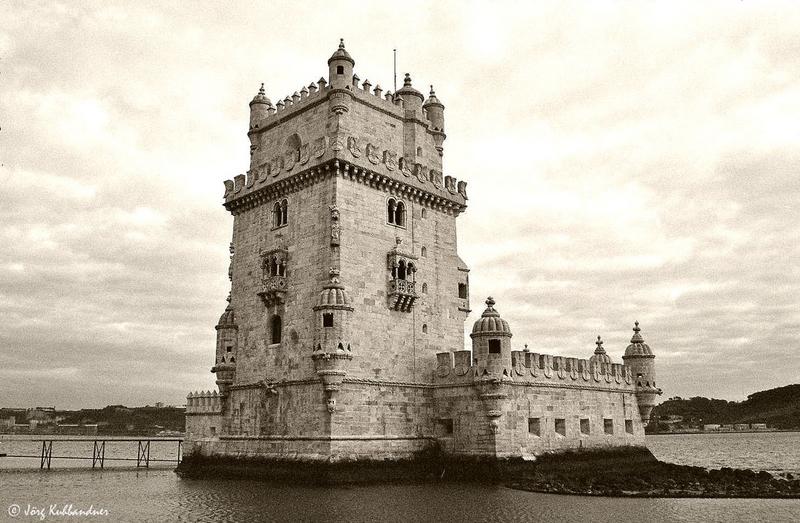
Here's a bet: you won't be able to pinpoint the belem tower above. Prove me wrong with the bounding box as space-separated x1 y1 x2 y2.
185 40 662 461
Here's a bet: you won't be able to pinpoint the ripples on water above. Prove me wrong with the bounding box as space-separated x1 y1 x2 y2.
1 433 799 522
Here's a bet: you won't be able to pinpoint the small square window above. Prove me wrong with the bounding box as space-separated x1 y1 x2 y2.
437 418 453 435
323 313 333 328
458 283 468 299
580 418 590 435
555 418 566 436
625 420 634 434
528 418 540 436
604 418 614 435
488 339 501 354
226 345 232 353
336 65 344 74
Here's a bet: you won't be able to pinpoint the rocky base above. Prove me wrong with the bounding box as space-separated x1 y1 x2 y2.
176 447 800 498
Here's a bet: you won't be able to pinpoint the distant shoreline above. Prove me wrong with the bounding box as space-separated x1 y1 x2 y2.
648 429 799 435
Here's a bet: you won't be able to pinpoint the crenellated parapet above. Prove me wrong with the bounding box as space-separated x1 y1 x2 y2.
186 391 223 414
434 348 635 392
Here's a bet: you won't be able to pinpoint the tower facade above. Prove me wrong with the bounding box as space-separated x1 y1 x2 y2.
185 41 660 463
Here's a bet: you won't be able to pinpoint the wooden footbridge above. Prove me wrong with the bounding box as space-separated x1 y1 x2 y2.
1 437 183 469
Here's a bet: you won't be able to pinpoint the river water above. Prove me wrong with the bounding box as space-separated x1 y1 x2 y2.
1 433 798 522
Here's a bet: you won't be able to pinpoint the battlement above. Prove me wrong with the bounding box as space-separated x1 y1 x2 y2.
434 349 635 391
186 391 222 414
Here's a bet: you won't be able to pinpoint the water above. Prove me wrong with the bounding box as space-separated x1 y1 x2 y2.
1 433 799 522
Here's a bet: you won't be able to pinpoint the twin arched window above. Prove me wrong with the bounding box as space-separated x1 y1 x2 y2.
387 198 406 227
273 199 288 228
391 259 416 281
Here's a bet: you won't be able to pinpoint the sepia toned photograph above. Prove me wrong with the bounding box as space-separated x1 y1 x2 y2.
1 1 798 521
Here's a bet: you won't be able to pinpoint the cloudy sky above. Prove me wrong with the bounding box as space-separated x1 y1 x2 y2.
1 1 798 409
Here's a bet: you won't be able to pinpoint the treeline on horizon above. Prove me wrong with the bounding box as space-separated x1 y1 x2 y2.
0 405 185 435
651 384 800 430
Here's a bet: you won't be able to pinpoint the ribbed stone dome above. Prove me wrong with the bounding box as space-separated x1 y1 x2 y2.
471 297 512 336
328 38 354 65
217 304 236 328
249 83 271 106
423 85 443 108
624 321 653 357
396 73 424 103
315 270 353 309
317 284 351 307
589 336 612 365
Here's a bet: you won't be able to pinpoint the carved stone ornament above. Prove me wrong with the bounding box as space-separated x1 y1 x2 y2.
299 143 310 165
383 150 397 171
312 136 326 159
284 150 295 171
366 143 380 165
330 205 341 246
347 136 362 158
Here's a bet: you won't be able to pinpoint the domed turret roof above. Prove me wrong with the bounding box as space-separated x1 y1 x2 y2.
396 73 424 102
590 336 612 365
471 297 512 336
624 321 653 357
423 85 443 108
315 270 353 309
217 303 236 328
328 38 354 66
249 83 271 107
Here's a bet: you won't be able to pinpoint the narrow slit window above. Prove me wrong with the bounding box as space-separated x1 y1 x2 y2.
555 418 566 436
625 420 634 434
580 418 590 435
604 419 614 435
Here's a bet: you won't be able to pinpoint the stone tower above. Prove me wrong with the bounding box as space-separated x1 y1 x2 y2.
623 321 660 423
197 40 470 457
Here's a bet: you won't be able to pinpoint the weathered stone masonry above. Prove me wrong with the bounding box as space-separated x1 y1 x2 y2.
185 40 662 461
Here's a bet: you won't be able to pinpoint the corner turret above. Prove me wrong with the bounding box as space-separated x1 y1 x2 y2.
423 85 446 156
589 335 611 369
312 269 354 413
470 297 513 377
328 38 355 90
622 321 662 423
396 73 424 111
211 302 238 398
249 83 272 130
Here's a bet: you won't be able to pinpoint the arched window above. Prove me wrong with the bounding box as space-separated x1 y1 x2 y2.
406 262 415 280
422 324 428 334
395 201 406 227
421 246 427 257
421 208 426 219
416 146 422 156
280 199 288 225
397 260 406 280
422 282 428 294
270 315 282 344
273 202 282 227
387 198 396 224
270 258 278 276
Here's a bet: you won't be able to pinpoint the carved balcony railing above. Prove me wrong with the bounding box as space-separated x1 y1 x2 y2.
258 275 287 306
388 278 417 312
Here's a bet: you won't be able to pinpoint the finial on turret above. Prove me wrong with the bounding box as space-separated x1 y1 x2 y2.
630 321 644 343
258 82 265 95
403 73 412 87
594 335 606 354
339 38 345 49
485 296 495 309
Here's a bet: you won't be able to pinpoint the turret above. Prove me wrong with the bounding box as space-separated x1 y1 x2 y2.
423 85 446 156
311 269 354 413
211 302 238 398
470 297 513 377
248 83 272 130
622 321 662 423
327 38 355 89
395 73 424 112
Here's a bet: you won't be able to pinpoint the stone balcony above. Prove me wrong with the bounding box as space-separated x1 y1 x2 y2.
388 278 417 312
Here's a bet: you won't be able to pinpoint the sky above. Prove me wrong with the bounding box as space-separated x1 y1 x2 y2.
1 1 798 409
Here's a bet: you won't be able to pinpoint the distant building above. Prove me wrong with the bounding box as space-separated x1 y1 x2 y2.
703 424 721 431
734 423 750 431
750 423 767 430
